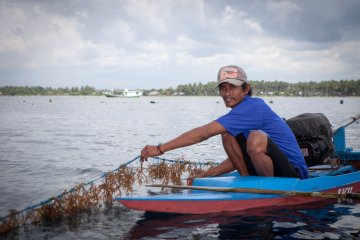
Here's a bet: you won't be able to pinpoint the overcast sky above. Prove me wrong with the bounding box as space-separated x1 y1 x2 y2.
1 0 359 89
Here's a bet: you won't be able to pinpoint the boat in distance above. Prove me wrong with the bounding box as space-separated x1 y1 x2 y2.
103 89 143 98
116 114 360 214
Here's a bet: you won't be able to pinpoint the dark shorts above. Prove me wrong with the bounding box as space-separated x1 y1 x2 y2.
236 134 299 178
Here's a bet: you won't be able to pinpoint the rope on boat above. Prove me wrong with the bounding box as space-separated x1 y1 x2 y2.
0 156 216 235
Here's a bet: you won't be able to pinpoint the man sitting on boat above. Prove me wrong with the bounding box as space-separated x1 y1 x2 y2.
140 65 308 184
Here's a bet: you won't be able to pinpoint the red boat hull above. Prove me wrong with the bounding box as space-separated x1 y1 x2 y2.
119 196 322 214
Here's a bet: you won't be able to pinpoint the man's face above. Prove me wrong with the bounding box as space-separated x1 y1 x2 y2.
219 82 248 108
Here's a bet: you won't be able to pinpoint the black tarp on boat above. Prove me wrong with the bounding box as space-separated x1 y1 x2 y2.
286 113 334 167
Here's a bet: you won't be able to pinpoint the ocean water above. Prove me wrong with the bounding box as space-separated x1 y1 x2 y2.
0 96 359 239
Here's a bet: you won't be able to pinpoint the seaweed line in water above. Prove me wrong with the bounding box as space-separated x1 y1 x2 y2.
0 156 216 235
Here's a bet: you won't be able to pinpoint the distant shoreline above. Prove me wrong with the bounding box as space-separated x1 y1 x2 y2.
1 79 359 97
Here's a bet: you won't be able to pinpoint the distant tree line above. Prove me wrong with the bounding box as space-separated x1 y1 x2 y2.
0 85 101 96
0 79 359 96
144 79 360 96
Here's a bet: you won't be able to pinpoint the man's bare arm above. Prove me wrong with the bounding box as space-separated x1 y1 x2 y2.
141 121 226 161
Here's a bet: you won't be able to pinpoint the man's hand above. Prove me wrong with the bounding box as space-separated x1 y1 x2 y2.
140 145 159 161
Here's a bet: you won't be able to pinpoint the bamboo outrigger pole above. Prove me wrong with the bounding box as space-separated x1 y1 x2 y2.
147 184 360 200
332 112 360 133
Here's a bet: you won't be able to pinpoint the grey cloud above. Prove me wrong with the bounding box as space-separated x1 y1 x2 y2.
216 0 360 43
258 0 360 42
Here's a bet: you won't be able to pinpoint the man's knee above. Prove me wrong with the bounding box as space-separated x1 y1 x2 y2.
247 131 268 156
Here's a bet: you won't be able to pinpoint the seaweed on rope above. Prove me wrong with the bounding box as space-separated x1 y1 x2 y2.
0 156 217 235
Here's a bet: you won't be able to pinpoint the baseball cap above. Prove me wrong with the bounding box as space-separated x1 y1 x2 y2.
217 65 248 87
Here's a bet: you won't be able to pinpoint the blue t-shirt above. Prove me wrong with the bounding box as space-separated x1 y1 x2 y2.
216 96 308 179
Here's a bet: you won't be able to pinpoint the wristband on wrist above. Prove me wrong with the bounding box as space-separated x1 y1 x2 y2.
157 144 164 155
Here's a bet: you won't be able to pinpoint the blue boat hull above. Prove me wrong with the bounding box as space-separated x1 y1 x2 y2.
116 170 360 214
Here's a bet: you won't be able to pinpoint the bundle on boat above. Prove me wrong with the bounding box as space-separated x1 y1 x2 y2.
0 157 215 235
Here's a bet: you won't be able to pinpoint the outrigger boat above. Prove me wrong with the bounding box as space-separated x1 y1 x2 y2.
116 114 360 214
103 89 143 98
